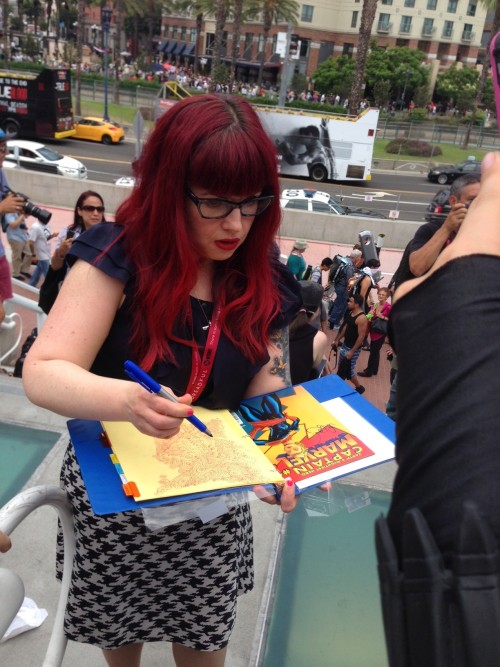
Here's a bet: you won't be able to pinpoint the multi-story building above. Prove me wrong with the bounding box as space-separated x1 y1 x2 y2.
160 0 488 82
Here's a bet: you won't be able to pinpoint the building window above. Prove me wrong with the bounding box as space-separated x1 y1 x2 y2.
244 32 253 48
427 0 437 9
301 4 314 22
190 28 197 42
257 34 264 52
442 20 453 36
400 15 412 33
462 23 474 39
181 27 186 41
381 0 393 4
351 11 359 28
377 13 391 31
422 17 434 35
466 2 477 15
447 0 458 12
343 43 354 57
404 0 415 7
172 26 178 39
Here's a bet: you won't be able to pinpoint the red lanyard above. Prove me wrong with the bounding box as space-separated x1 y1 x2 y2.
186 302 223 402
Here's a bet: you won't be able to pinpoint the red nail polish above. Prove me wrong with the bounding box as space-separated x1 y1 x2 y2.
286 479 293 487
187 409 194 416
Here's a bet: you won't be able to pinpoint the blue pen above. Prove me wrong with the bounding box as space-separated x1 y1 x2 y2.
124 360 213 438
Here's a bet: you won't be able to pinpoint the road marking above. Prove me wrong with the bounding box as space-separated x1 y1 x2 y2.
67 154 131 165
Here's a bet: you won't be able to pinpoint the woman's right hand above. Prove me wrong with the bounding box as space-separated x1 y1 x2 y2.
123 382 194 439
57 237 73 259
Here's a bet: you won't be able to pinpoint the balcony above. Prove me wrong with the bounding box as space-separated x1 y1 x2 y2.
441 30 454 39
377 22 393 33
421 26 436 37
461 30 474 41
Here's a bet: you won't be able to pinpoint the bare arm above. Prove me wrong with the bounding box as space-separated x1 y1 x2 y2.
313 330 328 369
346 315 368 359
245 326 291 398
23 260 193 439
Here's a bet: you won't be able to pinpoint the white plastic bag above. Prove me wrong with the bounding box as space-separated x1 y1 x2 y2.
1 597 48 642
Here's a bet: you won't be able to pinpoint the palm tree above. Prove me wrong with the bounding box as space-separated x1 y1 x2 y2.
74 0 86 116
2 0 10 63
229 0 243 86
462 0 500 148
211 0 230 76
348 0 378 115
248 0 299 87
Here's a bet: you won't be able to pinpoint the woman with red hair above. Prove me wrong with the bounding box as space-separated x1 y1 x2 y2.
23 95 302 667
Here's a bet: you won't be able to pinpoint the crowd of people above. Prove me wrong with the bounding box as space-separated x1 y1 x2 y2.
1 91 498 665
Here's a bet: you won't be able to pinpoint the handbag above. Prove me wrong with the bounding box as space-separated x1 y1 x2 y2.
38 266 66 314
370 316 388 335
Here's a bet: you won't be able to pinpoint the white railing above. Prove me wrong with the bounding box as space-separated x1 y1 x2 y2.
0 282 46 372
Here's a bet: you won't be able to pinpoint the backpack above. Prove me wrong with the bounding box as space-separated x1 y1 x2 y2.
328 255 351 285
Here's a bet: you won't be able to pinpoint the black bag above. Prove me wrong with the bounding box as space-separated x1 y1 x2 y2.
13 327 38 378
38 266 66 314
370 317 388 335
337 354 352 380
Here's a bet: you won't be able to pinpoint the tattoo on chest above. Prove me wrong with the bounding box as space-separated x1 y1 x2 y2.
268 327 291 385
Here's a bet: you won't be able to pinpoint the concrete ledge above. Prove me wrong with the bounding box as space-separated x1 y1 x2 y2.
5 170 420 250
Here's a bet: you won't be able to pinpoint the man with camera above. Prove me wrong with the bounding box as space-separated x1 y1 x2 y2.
391 173 480 289
0 128 28 322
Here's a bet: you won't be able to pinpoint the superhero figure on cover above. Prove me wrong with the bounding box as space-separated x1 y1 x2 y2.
239 393 300 445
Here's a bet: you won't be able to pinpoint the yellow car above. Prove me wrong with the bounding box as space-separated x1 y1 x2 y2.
73 117 125 144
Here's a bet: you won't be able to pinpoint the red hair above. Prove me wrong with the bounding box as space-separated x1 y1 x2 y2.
115 94 283 369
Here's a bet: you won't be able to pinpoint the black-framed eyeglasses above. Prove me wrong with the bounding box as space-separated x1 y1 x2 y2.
81 205 105 213
185 188 274 220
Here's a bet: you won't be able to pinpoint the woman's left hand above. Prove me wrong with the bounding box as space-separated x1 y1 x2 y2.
253 480 332 513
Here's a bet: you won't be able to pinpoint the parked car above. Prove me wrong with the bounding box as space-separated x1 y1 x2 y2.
5 140 87 179
73 117 125 144
280 188 387 219
427 159 481 185
115 176 135 187
425 187 451 224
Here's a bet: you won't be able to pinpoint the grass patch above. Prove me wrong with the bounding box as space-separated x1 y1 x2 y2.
374 139 487 164
77 99 154 129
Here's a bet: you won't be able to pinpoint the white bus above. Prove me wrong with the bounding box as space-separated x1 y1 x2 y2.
255 106 379 183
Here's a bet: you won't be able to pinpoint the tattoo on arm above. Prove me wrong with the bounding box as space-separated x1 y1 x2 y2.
268 327 291 386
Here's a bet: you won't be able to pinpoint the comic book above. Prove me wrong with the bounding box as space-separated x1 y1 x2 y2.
233 384 394 492
99 383 394 503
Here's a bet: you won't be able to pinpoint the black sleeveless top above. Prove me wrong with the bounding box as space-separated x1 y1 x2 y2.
387 254 500 561
67 222 301 411
290 323 318 385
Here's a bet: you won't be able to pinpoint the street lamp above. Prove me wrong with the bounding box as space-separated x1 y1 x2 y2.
101 7 112 122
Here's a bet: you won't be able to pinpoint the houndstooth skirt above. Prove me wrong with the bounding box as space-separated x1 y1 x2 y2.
56 443 254 650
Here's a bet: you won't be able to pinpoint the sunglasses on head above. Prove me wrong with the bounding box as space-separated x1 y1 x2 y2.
81 205 104 213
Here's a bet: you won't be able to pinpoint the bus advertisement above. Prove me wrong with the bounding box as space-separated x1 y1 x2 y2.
255 106 379 183
0 68 75 140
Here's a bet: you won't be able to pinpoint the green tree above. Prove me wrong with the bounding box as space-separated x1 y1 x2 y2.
435 65 480 110
348 0 377 115
365 45 429 105
311 55 355 100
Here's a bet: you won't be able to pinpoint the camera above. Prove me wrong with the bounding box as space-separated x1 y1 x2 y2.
12 192 52 224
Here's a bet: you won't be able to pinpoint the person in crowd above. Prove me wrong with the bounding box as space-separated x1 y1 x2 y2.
28 216 57 287
0 129 25 320
331 294 368 394
380 153 500 662
310 256 333 284
289 280 328 384
327 251 357 329
5 210 32 281
390 173 480 290
359 287 392 378
50 191 106 272
23 95 303 667
286 239 308 279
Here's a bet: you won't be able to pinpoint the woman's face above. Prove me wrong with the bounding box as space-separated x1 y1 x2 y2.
185 187 260 262
78 196 104 230
378 290 389 304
